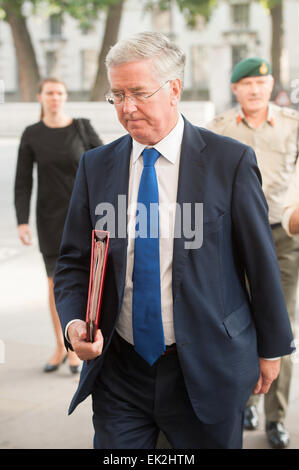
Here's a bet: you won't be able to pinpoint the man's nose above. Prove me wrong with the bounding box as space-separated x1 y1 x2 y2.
122 95 137 113
250 83 259 94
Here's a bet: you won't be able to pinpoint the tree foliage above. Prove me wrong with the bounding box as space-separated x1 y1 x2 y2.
46 0 123 29
259 0 282 10
175 0 218 23
146 0 218 27
0 0 124 28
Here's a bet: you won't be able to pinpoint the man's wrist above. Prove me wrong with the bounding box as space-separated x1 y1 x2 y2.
65 319 82 343
260 357 280 361
289 208 299 235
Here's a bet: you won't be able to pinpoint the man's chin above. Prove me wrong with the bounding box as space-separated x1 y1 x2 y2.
125 124 149 143
246 101 265 111
126 120 146 131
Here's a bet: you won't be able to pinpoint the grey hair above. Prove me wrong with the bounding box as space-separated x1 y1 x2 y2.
105 31 185 86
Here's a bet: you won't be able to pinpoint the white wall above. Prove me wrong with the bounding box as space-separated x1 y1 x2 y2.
0 101 215 143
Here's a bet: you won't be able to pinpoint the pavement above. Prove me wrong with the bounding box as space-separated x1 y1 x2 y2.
1 138 299 450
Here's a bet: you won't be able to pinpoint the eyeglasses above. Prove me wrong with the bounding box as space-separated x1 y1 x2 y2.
105 80 170 106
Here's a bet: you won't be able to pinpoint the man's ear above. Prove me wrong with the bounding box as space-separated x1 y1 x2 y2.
268 75 274 93
231 83 238 97
170 79 182 105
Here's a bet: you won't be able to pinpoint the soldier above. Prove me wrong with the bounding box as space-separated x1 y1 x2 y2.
208 57 299 449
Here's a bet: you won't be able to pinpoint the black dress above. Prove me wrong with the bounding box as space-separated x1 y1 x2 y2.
14 118 102 275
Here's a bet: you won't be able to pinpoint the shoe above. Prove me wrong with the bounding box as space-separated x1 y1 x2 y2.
243 405 259 430
69 364 81 374
43 354 67 373
266 421 290 449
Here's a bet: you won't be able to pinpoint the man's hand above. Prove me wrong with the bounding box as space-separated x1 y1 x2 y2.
18 224 32 245
289 207 299 235
68 320 103 361
253 358 281 394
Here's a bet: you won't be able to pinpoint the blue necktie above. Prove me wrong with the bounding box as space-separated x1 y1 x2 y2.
132 148 165 365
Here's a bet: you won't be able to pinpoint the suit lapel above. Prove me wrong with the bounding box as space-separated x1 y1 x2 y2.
104 134 132 211
105 134 132 301
172 118 208 301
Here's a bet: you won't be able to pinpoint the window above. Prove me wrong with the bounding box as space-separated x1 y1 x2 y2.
231 45 248 103
46 51 57 76
81 50 98 91
191 45 209 90
231 3 250 30
232 45 248 68
49 14 62 38
80 21 95 35
152 6 172 35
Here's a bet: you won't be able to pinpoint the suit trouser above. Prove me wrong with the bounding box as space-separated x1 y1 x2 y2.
92 332 244 449
247 225 299 423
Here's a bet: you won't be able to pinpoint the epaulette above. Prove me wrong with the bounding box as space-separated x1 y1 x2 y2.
210 108 236 127
281 107 299 120
212 115 225 124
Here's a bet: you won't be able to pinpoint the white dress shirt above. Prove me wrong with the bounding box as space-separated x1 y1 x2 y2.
116 113 184 346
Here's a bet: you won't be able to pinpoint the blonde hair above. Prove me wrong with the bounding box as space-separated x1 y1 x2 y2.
105 31 185 86
38 77 67 120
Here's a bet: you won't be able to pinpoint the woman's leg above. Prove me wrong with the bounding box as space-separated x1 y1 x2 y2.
47 277 81 367
47 276 67 365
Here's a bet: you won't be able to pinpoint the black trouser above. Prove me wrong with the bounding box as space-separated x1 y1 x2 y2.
92 332 244 449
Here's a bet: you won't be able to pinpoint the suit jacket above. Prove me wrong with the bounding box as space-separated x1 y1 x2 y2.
54 117 294 424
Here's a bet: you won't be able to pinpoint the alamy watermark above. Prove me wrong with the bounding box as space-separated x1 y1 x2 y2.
290 79 299 104
94 196 204 249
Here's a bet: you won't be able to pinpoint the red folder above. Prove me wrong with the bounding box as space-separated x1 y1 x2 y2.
85 230 110 342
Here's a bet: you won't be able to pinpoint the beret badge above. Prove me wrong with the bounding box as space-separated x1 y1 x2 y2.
259 62 268 75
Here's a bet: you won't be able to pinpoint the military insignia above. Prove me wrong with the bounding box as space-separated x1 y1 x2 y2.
259 62 268 75
236 114 242 124
282 107 299 120
269 117 275 126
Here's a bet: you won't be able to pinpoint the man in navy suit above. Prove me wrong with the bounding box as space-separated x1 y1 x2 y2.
54 32 294 449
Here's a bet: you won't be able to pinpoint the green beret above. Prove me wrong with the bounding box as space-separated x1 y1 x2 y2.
231 57 272 83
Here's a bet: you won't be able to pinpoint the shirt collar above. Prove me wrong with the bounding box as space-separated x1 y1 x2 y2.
132 113 184 164
267 103 275 126
235 104 275 127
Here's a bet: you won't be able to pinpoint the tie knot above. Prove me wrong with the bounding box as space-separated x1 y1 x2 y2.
142 148 160 167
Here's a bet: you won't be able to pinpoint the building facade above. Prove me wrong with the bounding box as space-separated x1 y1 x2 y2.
0 0 298 111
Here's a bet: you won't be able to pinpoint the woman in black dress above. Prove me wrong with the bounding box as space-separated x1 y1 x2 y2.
14 77 103 373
